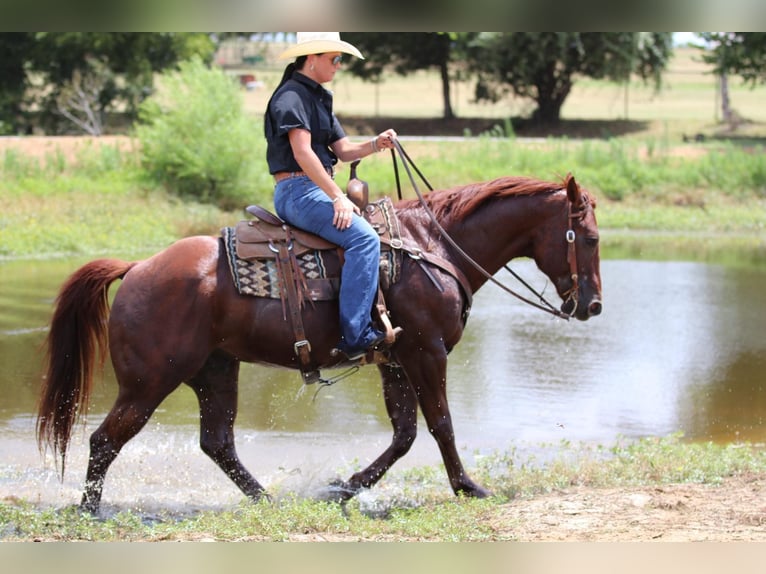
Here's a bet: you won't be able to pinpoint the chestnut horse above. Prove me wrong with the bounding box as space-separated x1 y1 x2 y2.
37 173 601 513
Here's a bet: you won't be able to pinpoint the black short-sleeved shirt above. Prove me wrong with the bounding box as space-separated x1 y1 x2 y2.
265 72 346 174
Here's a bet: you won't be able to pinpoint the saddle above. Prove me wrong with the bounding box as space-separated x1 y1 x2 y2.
222 163 475 384
236 205 337 259
228 169 402 385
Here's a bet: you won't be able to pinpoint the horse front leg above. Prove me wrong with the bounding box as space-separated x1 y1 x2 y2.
404 347 492 499
320 364 419 502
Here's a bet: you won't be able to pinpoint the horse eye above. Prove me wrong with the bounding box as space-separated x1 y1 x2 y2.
585 236 599 248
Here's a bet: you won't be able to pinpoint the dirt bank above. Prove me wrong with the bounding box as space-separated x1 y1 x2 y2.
486 474 766 541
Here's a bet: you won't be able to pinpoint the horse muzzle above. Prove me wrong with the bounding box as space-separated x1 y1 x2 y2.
561 296 602 321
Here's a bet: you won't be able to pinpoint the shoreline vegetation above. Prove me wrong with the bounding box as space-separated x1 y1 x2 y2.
1 434 766 541
0 134 763 266
2 47 764 262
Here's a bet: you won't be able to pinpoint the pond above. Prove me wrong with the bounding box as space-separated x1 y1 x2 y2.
1 246 765 511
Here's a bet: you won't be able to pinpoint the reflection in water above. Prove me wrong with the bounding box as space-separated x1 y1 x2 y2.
676 264 766 443
2 258 766 444
1 256 766 508
683 351 766 443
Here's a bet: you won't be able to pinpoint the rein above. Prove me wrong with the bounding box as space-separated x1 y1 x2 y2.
390 139 575 321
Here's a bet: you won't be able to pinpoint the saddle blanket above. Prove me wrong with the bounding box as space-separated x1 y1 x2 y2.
221 197 400 301
221 226 338 300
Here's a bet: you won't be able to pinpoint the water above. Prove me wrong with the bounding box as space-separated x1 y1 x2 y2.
1 254 765 510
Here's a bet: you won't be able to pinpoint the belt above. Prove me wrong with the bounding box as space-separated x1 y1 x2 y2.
274 167 333 183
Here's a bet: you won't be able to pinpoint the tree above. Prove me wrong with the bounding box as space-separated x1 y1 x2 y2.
342 32 477 120
54 56 115 136
470 32 673 125
699 32 766 85
0 33 215 134
135 57 270 210
0 33 34 134
698 33 766 126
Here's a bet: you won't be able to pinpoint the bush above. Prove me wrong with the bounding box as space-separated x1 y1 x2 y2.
135 57 272 210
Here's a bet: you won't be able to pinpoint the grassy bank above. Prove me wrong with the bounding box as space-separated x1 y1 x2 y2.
2 434 765 541
1 135 764 263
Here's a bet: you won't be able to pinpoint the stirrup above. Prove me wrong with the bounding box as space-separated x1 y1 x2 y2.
301 369 322 385
388 326 403 343
376 292 400 344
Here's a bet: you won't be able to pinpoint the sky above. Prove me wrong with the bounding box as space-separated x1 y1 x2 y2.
673 32 703 46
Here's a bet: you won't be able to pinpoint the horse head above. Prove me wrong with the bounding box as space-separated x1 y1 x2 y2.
534 174 602 321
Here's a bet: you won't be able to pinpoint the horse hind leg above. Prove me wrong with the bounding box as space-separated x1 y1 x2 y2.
186 350 267 502
81 386 175 514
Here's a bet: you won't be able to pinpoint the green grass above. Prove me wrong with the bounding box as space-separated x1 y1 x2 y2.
0 144 236 259
3 47 765 543
2 434 764 541
2 135 764 261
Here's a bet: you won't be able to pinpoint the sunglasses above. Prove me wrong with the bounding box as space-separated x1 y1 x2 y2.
330 54 343 66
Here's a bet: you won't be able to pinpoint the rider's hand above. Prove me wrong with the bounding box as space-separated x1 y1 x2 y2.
372 129 397 152
332 195 358 230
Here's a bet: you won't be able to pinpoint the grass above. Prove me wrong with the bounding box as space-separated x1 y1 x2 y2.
2 434 764 541
1 135 764 263
0 143 234 258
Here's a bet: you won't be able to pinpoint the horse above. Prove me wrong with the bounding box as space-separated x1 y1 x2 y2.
37 172 601 514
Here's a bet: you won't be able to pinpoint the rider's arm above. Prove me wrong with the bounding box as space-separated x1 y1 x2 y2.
331 129 398 162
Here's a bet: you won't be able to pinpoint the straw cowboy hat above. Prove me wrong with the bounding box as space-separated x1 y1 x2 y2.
278 32 365 60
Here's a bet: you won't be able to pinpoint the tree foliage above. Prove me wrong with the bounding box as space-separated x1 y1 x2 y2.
699 32 766 85
0 32 215 134
470 32 673 124
0 33 35 134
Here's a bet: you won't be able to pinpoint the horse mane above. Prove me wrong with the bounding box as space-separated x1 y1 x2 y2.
398 174 585 223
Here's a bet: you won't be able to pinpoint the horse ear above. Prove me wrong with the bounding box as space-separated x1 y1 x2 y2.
566 173 581 205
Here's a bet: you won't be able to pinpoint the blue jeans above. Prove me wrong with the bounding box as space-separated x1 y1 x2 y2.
274 176 382 352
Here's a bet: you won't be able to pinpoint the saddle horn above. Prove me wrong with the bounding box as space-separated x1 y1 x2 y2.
346 160 369 211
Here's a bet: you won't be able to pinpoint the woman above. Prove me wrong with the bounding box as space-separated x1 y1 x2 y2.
264 32 398 360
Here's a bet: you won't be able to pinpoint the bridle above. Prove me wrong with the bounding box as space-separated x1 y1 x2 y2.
560 194 590 318
390 139 585 321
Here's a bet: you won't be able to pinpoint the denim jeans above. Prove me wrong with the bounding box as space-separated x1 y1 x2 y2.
274 176 382 352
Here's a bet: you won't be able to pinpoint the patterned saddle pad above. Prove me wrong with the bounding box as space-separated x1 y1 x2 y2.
221 227 342 300
221 198 400 301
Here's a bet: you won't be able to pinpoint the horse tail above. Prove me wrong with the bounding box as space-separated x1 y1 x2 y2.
36 258 136 476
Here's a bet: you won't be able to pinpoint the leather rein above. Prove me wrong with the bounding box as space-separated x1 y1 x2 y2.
389 139 581 321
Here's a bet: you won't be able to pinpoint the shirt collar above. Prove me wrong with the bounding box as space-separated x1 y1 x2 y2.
292 71 323 93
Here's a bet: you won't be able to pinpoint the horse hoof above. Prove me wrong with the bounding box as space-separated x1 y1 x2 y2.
456 484 493 499
469 486 493 499
249 490 273 504
316 480 358 503
79 499 100 516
